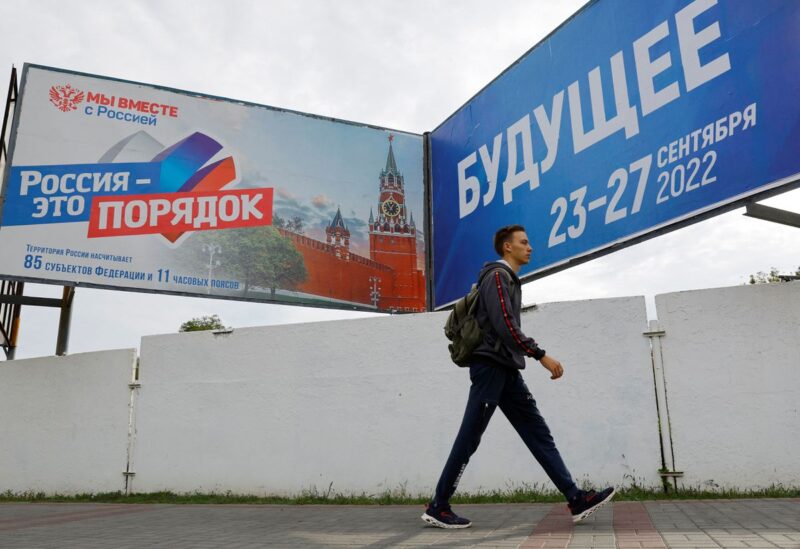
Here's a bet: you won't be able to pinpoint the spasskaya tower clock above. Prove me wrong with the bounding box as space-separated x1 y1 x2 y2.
368 135 425 311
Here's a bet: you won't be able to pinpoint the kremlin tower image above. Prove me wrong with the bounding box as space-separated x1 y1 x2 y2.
277 137 426 312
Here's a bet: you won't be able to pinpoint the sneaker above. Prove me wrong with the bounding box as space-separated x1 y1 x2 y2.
421 503 472 529
568 487 615 523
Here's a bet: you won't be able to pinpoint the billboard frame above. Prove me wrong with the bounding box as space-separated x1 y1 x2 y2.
0 63 427 313
423 131 434 311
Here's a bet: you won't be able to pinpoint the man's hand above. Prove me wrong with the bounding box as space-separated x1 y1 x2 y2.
539 355 564 380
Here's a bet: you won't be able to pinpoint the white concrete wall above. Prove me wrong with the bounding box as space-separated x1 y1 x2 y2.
474 297 659 492
5 284 794 496
131 296 659 496
655 282 800 489
0 349 137 495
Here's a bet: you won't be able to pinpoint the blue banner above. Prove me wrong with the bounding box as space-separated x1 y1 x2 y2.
430 0 800 308
2 132 233 226
3 162 161 225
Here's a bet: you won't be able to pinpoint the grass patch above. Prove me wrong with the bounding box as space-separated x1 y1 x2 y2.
613 484 800 501
1 484 798 505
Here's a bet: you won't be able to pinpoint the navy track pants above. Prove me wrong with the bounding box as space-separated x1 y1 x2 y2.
432 362 580 505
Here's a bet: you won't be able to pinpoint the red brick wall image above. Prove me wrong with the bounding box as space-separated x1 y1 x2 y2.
278 229 394 308
275 138 426 312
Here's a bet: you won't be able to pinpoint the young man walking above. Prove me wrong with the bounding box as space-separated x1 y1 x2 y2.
421 224 614 528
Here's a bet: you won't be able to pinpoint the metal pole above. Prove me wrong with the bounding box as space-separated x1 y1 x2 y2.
644 320 683 492
6 281 23 360
1 69 21 360
55 286 75 356
1 66 17 162
744 202 800 229
422 131 434 311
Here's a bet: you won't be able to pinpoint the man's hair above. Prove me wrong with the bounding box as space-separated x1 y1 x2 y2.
493 224 526 257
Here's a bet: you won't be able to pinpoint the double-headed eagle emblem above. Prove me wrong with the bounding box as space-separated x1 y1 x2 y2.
49 84 85 112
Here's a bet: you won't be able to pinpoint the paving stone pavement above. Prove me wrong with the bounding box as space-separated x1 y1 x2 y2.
0 499 797 548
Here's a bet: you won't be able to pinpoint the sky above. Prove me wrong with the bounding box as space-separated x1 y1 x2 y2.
1 0 798 360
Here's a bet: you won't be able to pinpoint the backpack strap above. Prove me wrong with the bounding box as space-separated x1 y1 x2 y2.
479 267 517 300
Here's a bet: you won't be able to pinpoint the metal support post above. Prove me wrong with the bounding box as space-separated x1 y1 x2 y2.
744 202 800 229
55 286 75 356
7 282 23 360
0 280 24 360
644 320 683 491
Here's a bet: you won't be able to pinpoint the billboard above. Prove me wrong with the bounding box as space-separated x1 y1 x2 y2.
429 0 800 308
0 65 426 312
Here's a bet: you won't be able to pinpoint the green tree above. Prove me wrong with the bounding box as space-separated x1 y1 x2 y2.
212 226 307 297
179 314 227 332
748 266 800 284
174 225 308 298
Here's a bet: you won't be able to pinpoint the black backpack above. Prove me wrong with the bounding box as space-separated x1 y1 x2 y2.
444 268 516 367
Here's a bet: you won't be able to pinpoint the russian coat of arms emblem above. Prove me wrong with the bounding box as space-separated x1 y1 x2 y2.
49 84 85 112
